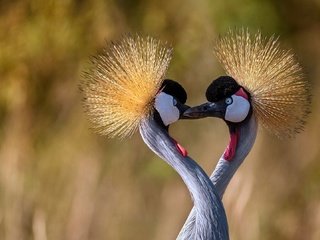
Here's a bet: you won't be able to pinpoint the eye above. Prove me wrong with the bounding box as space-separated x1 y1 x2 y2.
225 97 233 105
155 92 180 126
224 95 251 123
172 98 177 106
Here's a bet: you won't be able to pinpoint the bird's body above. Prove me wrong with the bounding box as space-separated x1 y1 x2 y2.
211 115 257 197
80 31 310 240
178 115 257 239
140 117 228 240
180 29 310 237
81 35 230 240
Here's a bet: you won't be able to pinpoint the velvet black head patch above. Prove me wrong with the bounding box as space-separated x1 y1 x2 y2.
161 79 187 104
206 76 241 102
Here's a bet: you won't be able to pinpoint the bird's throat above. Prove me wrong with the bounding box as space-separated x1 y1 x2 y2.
172 138 188 157
223 128 239 161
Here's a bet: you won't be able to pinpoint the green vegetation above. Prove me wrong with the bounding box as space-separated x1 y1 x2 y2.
0 1 319 239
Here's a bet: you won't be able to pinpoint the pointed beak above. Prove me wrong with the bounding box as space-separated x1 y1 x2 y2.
177 103 191 119
183 102 225 119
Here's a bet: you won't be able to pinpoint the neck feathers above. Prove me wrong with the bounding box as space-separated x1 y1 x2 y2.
212 115 258 197
139 117 229 239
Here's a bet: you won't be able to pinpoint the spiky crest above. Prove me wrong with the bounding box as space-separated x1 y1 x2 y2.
214 29 310 137
80 35 172 138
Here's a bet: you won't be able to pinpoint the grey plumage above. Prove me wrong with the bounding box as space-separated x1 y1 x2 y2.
139 117 229 240
212 116 258 197
178 29 310 238
178 115 257 238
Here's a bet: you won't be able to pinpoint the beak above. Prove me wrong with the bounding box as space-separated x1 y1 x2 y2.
177 103 191 119
183 102 225 119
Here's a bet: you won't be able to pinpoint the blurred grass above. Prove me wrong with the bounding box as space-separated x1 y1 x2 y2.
0 0 320 239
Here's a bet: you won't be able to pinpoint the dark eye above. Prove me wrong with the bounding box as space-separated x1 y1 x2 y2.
173 98 177 106
225 97 233 105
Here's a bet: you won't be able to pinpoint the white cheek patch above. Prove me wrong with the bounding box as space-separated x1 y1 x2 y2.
225 95 250 123
154 92 180 126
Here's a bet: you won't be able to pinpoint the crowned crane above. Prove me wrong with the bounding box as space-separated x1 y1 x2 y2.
80 35 229 240
178 29 311 239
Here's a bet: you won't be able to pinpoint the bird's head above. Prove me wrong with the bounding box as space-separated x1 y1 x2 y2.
185 29 310 137
80 35 191 156
184 76 252 125
80 35 190 141
183 76 253 160
184 29 310 160
154 79 189 129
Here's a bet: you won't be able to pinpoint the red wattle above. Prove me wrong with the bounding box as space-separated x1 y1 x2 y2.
223 129 239 161
172 139 188 157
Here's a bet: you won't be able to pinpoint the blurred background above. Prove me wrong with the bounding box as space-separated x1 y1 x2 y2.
1 0 320 239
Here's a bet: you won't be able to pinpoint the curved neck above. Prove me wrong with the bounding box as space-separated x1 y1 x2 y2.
139 117 229 240
211 115 258 197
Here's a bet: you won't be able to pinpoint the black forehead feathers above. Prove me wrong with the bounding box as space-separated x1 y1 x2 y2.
206 76 241 102
161 79 187 104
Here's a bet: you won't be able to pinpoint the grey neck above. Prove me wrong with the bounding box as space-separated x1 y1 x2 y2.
177 115 257 238
212 115 258 197
139 117 229 240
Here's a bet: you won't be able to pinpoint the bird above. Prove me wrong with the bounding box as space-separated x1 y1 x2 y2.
80 35 229 240
178 29 311 238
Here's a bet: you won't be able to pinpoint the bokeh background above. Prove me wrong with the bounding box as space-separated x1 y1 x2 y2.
1 0 320 239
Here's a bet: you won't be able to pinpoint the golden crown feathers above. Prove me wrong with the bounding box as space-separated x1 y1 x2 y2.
80 35 172 138
214 29 311 137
